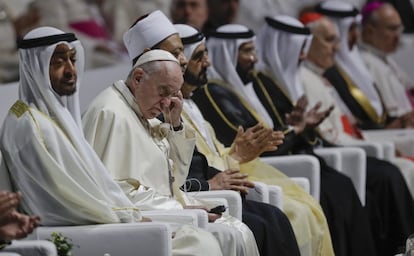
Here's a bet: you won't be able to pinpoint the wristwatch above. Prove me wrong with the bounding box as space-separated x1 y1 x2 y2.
173 122 183 131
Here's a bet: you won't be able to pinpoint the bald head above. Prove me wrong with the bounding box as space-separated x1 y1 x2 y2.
362 4 402 53
307 17 340 70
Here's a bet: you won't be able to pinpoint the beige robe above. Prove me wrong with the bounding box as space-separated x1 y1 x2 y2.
182 98 335 256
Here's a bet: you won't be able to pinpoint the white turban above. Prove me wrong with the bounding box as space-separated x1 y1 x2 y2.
123 10 177 62
257 15 312 102
317 1 384 117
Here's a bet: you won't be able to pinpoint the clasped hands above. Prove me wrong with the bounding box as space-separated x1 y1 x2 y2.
0 191 40 241
285 95 334 134
230 123 284 163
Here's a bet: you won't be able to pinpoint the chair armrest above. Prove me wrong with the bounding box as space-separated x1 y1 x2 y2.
142 209 208 230
315 147 367 206
314 148 341 170
267 185 283 210
246 181 269 204
260 155 320 201
377 141 396 161
290 177 310 194
187 190 242 220
2 240 57 256
246 182 284 210
363 129 414 156
30 223 172 256
343 141 384 159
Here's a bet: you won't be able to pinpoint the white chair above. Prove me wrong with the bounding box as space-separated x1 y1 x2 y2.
363 129 414 157
0 152 174 256
246 181 284 210
188 190 242 220
315 147 366 206
260 155 321 201
1 240 57 256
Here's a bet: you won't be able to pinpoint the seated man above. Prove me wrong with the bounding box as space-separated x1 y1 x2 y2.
360 2 414 126
177 23 335 256
176 23 301 256
193 22 378 256
314 0 414 198
297 13 414 256
82 10 258 256
0 26 140 225
0 26 222 256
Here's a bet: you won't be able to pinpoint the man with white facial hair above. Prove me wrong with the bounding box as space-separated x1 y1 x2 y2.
82 10 258 256
299 11 414 256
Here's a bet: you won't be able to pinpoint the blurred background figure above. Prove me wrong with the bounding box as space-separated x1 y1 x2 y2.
100 0 171 46
170 0 208 31
0 0 39 83
203 0 239 35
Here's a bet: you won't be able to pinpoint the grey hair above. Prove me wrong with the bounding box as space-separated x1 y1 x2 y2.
363 3 394 27
126 60 179 82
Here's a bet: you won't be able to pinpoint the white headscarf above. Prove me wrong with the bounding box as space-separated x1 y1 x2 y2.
174 24 205 61
206 24 274 127
11 26 141 223
175 24 219 155
317 1 384 117
18 26 84 130
257 15 312 102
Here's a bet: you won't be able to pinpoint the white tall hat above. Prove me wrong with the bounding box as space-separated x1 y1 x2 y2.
123 10 178 62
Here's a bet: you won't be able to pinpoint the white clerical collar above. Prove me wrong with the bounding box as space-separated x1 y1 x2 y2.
303 60 325 76
113 80 145 119
359 42 388 60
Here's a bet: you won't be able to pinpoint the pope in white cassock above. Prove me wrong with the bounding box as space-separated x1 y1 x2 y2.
82 10 259 256
0 26 223 256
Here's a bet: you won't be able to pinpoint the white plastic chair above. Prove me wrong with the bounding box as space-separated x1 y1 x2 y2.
0 152 173 256
260 155 321 201
315 147 366 206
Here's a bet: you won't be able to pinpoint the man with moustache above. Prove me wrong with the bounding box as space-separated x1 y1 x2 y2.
187 23 337 256
176 23 302 256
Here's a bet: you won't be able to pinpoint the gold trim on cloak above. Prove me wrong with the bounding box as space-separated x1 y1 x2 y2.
336 65 387 125
205 79 268 130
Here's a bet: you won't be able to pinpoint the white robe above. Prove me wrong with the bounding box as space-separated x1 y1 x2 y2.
360 43 413 117
82 80 259 256
300 63 414 199
0 101 141 225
